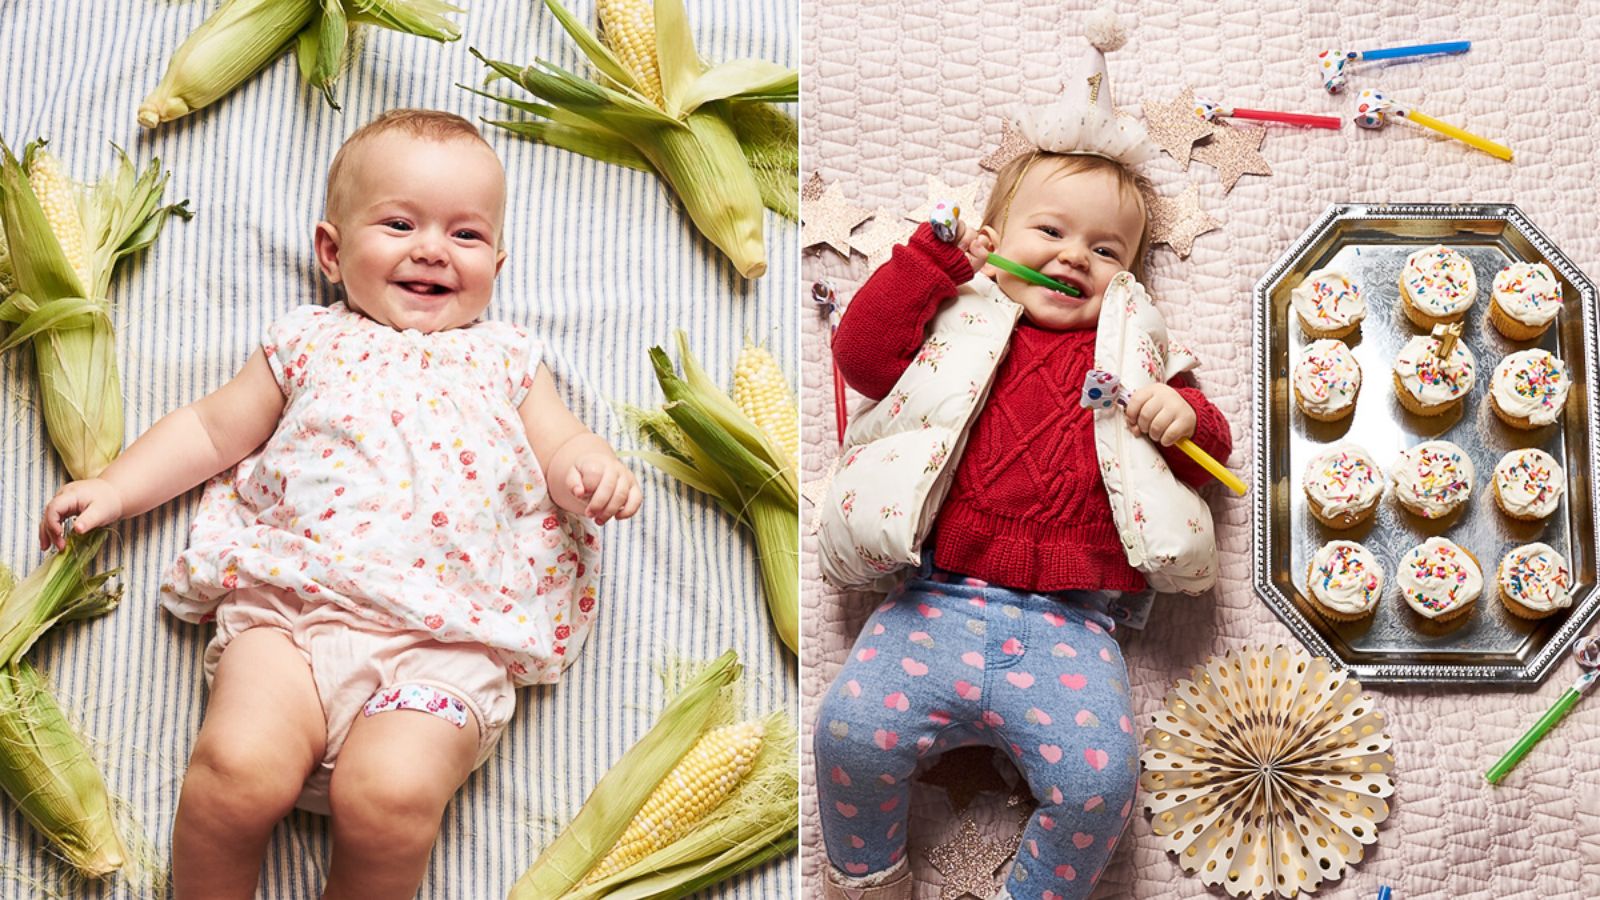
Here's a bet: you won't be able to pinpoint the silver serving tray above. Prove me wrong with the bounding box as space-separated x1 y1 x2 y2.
1252 203 1599 684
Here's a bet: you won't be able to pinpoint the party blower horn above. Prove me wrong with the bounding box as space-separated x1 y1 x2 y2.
1318 40 1471 93
1193 95 1341 130
1485 635 1600 784
929 200 1083 297
1353 89 1512 161
1081 370 1247 495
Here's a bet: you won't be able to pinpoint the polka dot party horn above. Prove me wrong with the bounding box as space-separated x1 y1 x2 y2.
1318 40 1471 93
1081 370 1247 495
1193 94 1341 129
1352 89 1513 160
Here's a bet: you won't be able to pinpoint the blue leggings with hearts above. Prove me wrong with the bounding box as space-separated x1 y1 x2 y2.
813 566 1139 900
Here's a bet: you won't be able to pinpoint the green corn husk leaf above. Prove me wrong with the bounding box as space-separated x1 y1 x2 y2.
729 101 798 221
511 651 742 898
345 0 464 40
562 710 798 899
0 209 16 299
626 334 798 654
296 0 350 107
471 0 796 278
0 661 127 878
0 140 188 479
0 530 120 669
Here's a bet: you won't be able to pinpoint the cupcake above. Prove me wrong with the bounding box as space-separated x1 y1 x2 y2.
1303 444 1384 528
1489 262 1563 340
1488 349 1570 429
1291 268 1365 339
1398 538 1482 623
1391 440 1474 519
1392 331 1476 416
1305 540 1384 621
1293 339 1362 421
1492 448 1565 521
1398 244 1476 328
1497 543 1573 620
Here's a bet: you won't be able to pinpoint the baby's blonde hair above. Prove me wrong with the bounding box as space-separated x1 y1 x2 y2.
324 108 501 223
981 151 1153 282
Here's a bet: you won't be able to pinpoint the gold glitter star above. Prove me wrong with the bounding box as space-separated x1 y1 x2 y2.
907 173 985 231
1148 183 1220 258
1192 120 1271 193
851 207 912 270
802 182 873 257
801 172 827 202
1142 87 1215 170
916 747 1013 812
925 819 1016 900
980 119 1035 172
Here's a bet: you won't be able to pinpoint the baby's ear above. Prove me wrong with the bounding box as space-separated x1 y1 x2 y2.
313 221 343 283
973 225 998 254
495 248 508 275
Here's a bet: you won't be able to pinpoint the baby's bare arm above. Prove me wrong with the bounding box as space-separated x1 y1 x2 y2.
40 350 285 548
517 364 641 523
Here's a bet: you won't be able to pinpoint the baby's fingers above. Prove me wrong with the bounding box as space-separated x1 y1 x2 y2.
585 468 621 522
616 478 643 521
567 465 590 500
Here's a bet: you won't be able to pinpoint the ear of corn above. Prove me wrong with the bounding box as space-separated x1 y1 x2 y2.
139 0 464 128
0 661 127 878
733 342 797 474
471 0 797 279
0 531 120 669
582 720 765 884
0 140 189 480
512 658 797 899
511 651 741 898
621 332 797 653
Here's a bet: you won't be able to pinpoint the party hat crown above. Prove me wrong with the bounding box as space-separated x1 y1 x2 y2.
1015 10 1158 166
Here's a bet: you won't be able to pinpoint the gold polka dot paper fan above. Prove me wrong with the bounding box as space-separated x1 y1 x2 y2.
1140 645 1395 899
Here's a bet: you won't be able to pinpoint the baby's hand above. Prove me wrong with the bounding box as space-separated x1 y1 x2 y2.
39 479 124 551
1125 384 1197 447
566 454 642 525
953 221 989 273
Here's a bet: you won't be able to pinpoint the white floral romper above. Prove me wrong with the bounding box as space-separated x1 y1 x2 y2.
162 302 602 687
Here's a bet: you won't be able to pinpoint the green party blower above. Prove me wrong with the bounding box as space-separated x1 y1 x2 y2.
1485 636 1600 784
925 198 1081 297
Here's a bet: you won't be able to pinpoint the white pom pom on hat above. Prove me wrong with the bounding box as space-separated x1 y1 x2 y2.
1012 8 1157 166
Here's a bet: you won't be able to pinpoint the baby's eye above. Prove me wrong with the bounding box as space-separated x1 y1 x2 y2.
454 229 484 242
384 219 412 232
1095 247 1120 259
1034 225 1062 238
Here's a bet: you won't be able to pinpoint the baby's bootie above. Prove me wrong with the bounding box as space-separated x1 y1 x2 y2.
821 860 912 900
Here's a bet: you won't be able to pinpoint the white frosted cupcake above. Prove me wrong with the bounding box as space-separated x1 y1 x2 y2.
1492 448 1564 521
1489 262 1562 340
1294 339 1362 421
1488 349 1570 429
1498 543 1572 620
1303 444 1384 528
1391 440 1474 519
1399 245 1477 327
1398 538 1482 623
1305 540 1384 621
1392 332 1476 416
1292 268 1365 339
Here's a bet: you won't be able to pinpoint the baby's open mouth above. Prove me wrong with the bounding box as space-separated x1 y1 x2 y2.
398 281 452 296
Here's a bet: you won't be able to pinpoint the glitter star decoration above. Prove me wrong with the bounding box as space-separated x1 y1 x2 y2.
917 747 1013 812
980 119 1034 172
1192 120 1271 193
924 819 1017 900
907 174 985 232
850 207 912 270
801 172 827 202
1142 87 1215 169
1148 183 1220 258
802 181 873 257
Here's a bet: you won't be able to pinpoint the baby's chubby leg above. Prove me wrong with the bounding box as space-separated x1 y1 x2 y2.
320 696 481 900
172 627 328 900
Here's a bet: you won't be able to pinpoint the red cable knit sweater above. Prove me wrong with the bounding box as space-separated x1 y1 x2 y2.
832 225 1233 593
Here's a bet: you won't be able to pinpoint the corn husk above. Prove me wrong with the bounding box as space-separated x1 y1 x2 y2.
468 0 798 278
0 139 189 480
510 651 797 898
1141 645 1396 899
0 531 120 669
138 0 465 127
622 332 798 654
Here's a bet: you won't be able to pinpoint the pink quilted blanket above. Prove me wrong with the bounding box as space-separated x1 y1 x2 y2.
801 2 1600 897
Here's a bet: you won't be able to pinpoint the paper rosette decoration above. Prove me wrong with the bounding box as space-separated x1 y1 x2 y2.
1140 645 1394 898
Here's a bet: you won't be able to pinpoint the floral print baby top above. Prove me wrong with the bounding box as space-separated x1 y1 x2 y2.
161 303 601 686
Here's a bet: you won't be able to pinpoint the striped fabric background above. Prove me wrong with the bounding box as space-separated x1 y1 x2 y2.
0 2 797 897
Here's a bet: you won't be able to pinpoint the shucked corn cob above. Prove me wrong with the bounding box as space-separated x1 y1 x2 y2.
470 0 798 278
624 332 798 654
582 720 764 883
733 341 798 474
138 0 465 128
0 140 189 480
